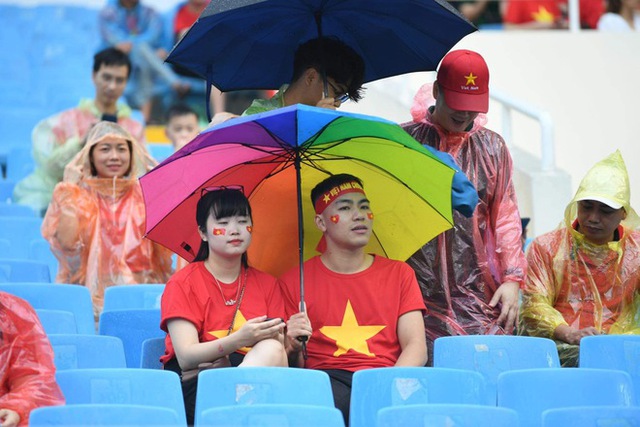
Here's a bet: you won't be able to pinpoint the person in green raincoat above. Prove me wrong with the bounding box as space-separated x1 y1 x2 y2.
519 150 640 366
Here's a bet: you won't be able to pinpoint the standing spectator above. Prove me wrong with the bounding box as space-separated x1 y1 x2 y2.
520 151 640 366
99 0 191 123
402 50 526 364
13 47 146 216
598 0 640 31
0 291 65 427
41 121 173 316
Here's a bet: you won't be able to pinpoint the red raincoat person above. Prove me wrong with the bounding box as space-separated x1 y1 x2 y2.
520 150 640 366
402 50 527 363
0 292 64 426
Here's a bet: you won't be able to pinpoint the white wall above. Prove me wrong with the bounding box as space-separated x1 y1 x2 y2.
343 31 640 237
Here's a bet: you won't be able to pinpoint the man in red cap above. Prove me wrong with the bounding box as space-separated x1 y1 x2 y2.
402 49 527 364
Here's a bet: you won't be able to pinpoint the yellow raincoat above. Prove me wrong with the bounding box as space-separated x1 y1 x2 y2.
520 151 640 364
42 122 172 315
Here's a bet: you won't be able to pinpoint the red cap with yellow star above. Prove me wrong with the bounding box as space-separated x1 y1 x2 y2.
437 49 489 113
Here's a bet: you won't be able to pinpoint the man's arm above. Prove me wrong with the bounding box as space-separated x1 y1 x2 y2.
395 310 428 367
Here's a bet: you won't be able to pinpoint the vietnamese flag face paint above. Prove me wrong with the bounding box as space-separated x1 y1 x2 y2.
213 228 226 235
330 215 340 223
246 225 253 233
367 212 374 220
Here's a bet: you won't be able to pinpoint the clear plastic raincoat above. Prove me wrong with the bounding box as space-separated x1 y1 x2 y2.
42 122 172 315
520 151 640 358
402 88 526 356
13 99 145 214
0 291 64 426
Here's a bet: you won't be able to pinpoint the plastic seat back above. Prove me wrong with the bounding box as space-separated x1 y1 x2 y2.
350 367 491 427
497 368 635 427
377 404 520 427
0 217 43 258
98 309 165 367
199 404 345 427
0 203 37 217
195 367 335 426
29 403 183 427
55 368 186 424
434 335 560 400
0 258 50 282
0 283 95 334
29 238 59 280
49 334 126 370
580 335 640 405
140 337 166 369
541 406 640 427
102 284 165 312
36 309 77 334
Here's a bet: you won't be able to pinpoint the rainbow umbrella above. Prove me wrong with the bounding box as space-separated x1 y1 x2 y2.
141 105 454 302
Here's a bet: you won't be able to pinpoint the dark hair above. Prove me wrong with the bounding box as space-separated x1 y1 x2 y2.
292 37 365 102
606 0 622 13
193 189 252 266
310 173 364 206
166 103 198 123
93 47 132 78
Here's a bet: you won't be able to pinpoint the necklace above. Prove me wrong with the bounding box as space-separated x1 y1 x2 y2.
212 267 243 306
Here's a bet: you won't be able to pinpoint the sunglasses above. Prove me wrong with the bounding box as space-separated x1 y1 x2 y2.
200 185 245 198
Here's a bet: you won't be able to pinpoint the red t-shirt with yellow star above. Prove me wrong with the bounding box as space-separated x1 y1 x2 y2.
159 262 285 364
280 255 426 371
504 0 563 24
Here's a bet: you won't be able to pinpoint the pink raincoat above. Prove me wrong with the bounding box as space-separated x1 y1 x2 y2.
42 122 172 315
402 86 526 354
0 292 64 426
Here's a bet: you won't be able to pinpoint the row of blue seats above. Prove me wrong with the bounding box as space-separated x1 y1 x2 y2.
28 366 640 427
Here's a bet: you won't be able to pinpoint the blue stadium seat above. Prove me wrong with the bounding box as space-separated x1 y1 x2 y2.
377 404 520 427
0 258 50 282
0 181 16 203
5 147 34 182
497 368 635 427
49 334 127 370
140 337 166 369
579 335 640 405
98 309 165 368
433 335 560 401
0 283 95 334
29 238 59 280
542 406 640 427
102 284 165 312
56 368 186 425
195 368 335 426
0 216 43 259
199 404 345 427
36 308 77 334
350 367 491 427
147 143 174 163
29 404 184 427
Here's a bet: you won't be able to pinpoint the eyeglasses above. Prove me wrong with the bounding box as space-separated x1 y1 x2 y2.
200 185 245 197
327 80 350 104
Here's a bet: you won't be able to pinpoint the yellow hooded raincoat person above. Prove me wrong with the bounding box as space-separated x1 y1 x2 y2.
42 121 173 316
519 150 640 366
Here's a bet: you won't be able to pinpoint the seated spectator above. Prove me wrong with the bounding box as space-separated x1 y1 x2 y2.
597 0 640 31
519 150 640 367
503 0 568 29
160 188 286 425
0 291 65 427
99 0 192 123
41 121 173 316
13 47 146 216
449 0 504 28
165 103 201 152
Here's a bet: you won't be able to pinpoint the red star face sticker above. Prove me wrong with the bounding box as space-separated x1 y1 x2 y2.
213 228 226 235
330 215 340 223
246 225 253 233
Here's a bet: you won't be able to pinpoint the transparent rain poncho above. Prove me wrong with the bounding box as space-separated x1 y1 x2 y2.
0 291 64 426
42 121 173 315
520 151 640 341
402 84 527 353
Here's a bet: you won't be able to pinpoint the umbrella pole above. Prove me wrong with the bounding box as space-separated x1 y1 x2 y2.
295 154 308 357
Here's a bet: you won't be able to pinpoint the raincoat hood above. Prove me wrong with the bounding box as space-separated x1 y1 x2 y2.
564 150 640 232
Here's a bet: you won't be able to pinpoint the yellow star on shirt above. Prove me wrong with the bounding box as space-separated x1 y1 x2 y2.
209 310 251 353
464 73 477 86
532 6 554 23
319 300 386 357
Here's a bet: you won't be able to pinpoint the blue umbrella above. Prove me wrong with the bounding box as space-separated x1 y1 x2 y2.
166 0 476 92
